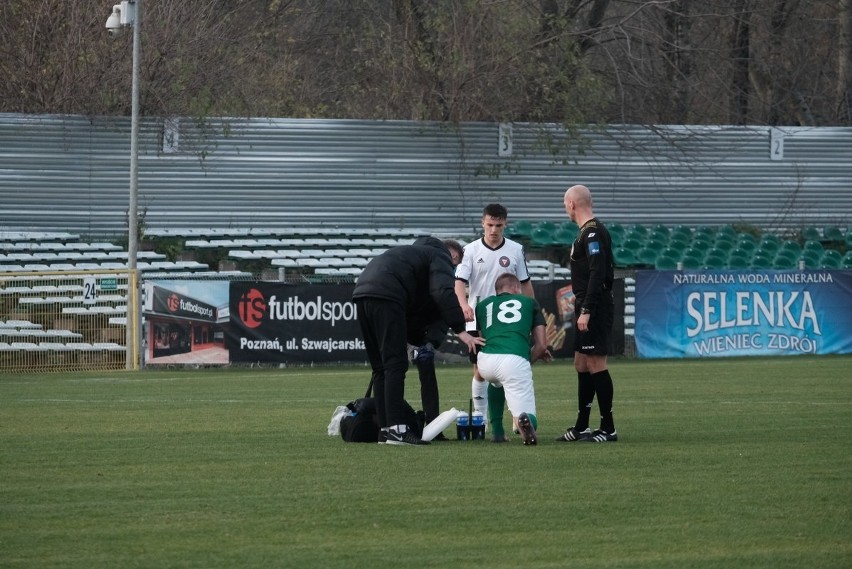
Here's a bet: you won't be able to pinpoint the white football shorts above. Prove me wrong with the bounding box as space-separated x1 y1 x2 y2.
475 352 536 417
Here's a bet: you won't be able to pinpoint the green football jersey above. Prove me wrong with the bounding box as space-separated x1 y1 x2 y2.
475 293 545 360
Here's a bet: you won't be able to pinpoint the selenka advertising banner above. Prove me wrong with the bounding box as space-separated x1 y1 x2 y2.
227 282 364 363
634 270 852 358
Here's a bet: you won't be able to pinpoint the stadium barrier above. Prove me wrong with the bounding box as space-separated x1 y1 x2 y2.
0 269 139 373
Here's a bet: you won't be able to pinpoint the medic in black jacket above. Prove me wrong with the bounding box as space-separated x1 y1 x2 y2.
353 236 483 445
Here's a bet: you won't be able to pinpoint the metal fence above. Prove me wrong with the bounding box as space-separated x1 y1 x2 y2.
1 114 849 236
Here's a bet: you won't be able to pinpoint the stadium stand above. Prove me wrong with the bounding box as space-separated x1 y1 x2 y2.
3 221 849 372
4 222 850 291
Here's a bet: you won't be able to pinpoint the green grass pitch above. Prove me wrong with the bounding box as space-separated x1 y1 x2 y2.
1 356 850 569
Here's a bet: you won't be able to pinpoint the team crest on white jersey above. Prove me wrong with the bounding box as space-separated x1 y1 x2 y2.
499 256 510 267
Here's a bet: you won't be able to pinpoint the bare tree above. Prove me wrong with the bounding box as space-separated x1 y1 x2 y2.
0 0 847 127
729 1 752 124
839 0 851 123
661 1 694 123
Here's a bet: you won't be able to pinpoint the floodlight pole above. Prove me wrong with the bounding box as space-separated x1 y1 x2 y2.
108 0 142 369
129 0 140 276
127 0 141 370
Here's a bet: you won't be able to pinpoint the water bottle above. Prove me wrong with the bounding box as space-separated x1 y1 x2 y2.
471 411 485 440
456 411 470 440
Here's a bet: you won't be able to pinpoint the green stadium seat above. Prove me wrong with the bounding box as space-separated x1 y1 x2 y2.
670 225 693 241
535 221 557 235
714 231 736 247
620 237 643 253
750 252 773 269
801 226 821 242
757 234 780 256
799 251 821 269
655 254 680 270
507 220 534 239
682 247 707 263
773 249 798 268
759 232 780 246
559 221 579 235
843 251 852 269
693 226 716 241
644 236 669 252
757 244 780 259
735 235 757 253
607 222 625 240
681 255 704 269
614 248 636 267
703 247 730 267
552 226 577 246
736 232 757 247
778 240 801 257
667 232 691 249
802 240 824 256
772 256 796 269
704 247 731 263
624 224 648 240
711 238 734 253
823 226 843 243
819 249 842 269
727 254 751 269
659 247 683 262
637 247 659 266
728 247 752 263
530 227 556 248
649 224 670 242
716 225 736 240
688 232 714 249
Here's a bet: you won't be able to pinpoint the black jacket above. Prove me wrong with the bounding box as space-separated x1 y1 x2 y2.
353 236 466 334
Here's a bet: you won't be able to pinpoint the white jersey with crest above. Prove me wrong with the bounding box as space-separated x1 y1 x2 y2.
455 237 531 331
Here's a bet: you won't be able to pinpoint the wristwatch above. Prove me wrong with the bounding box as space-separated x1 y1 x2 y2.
580 307 591 315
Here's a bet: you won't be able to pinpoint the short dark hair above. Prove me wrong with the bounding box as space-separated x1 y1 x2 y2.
483 203 508 219
442 239 464 264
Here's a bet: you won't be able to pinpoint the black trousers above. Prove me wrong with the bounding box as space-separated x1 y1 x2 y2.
355 297 409 428
417 359 440 423
414 322 447 423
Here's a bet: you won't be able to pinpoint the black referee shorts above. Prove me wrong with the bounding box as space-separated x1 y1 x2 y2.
573 293 614 356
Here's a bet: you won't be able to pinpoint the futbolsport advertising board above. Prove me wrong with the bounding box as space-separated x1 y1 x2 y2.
634 270 852 358
144 278 626 365
227 282 364 363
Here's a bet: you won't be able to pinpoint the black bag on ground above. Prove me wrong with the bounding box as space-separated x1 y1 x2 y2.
340 382 425 443
340 397 380 443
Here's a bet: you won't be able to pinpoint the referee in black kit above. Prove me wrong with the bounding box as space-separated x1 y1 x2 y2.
556 184 619 443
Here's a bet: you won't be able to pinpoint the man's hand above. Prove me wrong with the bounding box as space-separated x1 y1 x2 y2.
461 302 475 322
577 313 590 332
457 331 485 353
532 347 553 364
413 343 435 364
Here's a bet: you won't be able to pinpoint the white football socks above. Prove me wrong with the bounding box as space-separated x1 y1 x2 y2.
471 377 488 423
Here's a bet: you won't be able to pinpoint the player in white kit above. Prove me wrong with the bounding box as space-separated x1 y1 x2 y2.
454 204 535 430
